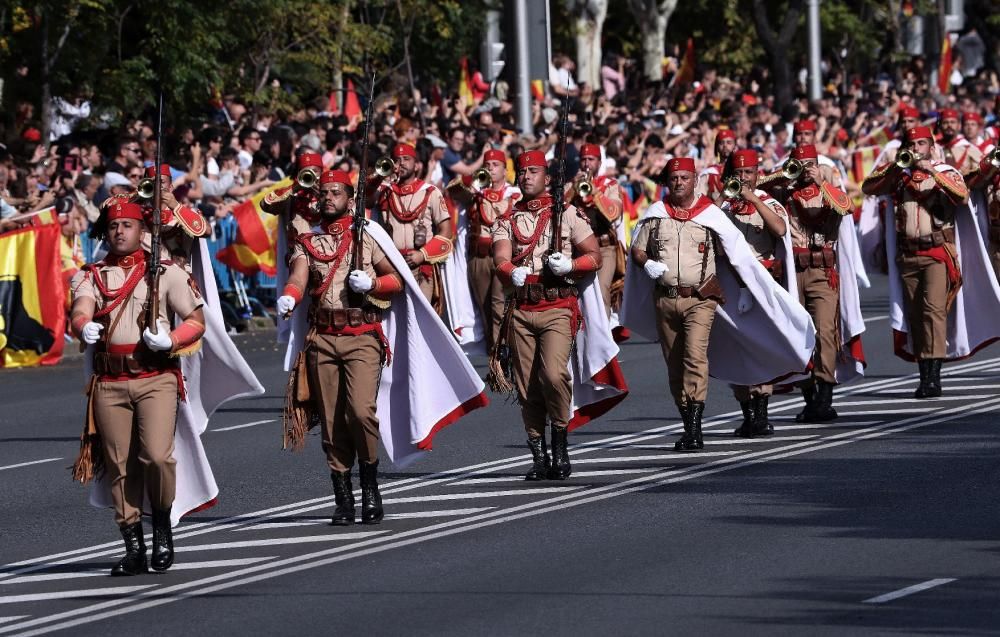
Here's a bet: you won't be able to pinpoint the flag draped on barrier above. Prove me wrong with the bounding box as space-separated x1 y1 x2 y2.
0 224 66 367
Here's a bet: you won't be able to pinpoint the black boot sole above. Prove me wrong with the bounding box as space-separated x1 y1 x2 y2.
150 557 174 572
111 558 148 577
331 511 356 526
361 514 384 525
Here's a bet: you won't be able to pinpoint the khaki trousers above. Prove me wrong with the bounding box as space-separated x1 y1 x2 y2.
898 252 949 360
307 333 383 472
93 373 178 527
797 267 841 383
469 254 505 349
510 307 574 438
597 244 618 317
654 293 718 405
732 384 774 402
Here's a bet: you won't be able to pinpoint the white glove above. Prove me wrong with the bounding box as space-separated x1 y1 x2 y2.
546 252 572 276
348 269 374 293
81 321 103 345
276 295 297 317
737 288 754 314
511 266 530 288
643 260 668 280
142 321 174 352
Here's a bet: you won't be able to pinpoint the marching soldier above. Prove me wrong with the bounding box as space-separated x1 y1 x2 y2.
718 149 790 437
277 170 405 525
862 126 970 397
492 150 602 481
70 200 206 575
874 104 923 167
446 149 520 349
938 108 983 179
369 143 454 312
261 151 324 251
785 119 844 189
567 143 625 318
696 129 737 199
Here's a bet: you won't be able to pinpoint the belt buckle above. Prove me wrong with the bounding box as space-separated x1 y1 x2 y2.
665 286 678 299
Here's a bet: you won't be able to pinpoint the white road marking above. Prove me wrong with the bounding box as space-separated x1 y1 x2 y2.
835 409 933 416
384 508 495 519
862 578 956 604
5 395 1000 636
772 421 880 430
177 533 390 552
0 458 61 472
3 356 998 586
704 435 817 445
572 451 745 463
875 385 1000 394
383 487 581 504
0 619 26 627
232 521 326 532
210 419 274 433
447 477 527 486
0 558 278 584
0 586 154 605
570 468 659 477
865 314 889 322
171 558 276 570
834 395 994 406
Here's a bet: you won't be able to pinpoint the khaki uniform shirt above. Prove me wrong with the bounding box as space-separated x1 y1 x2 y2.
633 214 717 288
894 169 959 239
71 256 203 346
375 180 450 253
942 137 984 178
473 185 520 240
721 190 786 261
492 198 592 275
785 185 842 249
289 225 386 311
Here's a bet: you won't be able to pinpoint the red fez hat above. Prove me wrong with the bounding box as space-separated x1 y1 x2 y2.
905 125 933 142
143 164 172 178
392 143 417 159
793 119 818 133
580 143 601 159
962 111 983 124
898 104 920 119
319 169 351 186
791 144 818 160
296 152 323 170
484 149 506 163
715 129 736 145
107 201 145 222
516 150 547 170
732 149 759 168
939 108 959 121
667 157 696 173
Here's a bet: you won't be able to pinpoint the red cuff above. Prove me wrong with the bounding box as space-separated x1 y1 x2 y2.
71 314 90 338
282 284 303 303
420 235 453 262
496 260 515 284
372 273 404 298
169 318 205 352
571 254 600 273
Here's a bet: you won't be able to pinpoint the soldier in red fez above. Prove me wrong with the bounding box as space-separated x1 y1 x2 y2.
961 112 988 149
278 169 405 525
70 200 207 575
696 128 738 200
367 143 454 311
261 152 325 251
566 142 626 319
783 119 845 189
937 108 983 178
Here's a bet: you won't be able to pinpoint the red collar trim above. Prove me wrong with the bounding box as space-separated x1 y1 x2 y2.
105 250 146 269
321 216 352 235
664 195 712 221
392 179 425 196
517 194 554 212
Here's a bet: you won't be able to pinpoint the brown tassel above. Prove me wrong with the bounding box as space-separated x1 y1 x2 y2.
609 278 625 313
72 376 104 484
486 349 516 394
282 350 316 450
486 300 517 395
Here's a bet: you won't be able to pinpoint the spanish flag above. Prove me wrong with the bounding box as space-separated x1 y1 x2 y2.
215 179 292 277
938 34 953 95
671 38 696 88
459 56 474 104
0 224 66 367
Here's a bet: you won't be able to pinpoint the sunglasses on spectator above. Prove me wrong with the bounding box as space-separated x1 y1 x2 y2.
128 172 142 179
127 146 140 152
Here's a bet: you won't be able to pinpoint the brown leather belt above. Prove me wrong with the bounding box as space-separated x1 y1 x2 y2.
596 233 617 247
94 351 176 376
514 283 579 304
470 236 492 258
898 227 955 253
793 247 837 271
655 284 697 299
310 307 383 330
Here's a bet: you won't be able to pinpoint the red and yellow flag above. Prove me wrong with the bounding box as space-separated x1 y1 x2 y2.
215 179 292 277
673 38 696 87
459 56 474 105
0 224 66 367
938 34 953 95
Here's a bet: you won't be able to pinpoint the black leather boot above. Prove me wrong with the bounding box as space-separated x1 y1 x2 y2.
808 380 838 422
751 394 775 436
795 383 816 422
689 401 706 449
913 360 932 398
330 470 356 526
525 436 550 481
150 509 174 572
734 400 755 437
925 359 943 397
548 426 572 480
111 522 148 576
359 460 384 524
674 402 701 452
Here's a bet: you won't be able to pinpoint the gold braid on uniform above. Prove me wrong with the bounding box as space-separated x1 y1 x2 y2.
932 168 970 202
819 183 853 216
756 169 783 188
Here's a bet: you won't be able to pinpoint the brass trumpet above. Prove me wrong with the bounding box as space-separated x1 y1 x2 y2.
374 156 395 178
575 179 594 197
296 167 320 189
137 177 156 199
896 149 919 169
472 168 492 190
986 147 1000 169
783 158 804 182
723 176 744 199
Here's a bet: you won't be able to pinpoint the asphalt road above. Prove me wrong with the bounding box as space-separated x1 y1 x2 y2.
2 273 1000 636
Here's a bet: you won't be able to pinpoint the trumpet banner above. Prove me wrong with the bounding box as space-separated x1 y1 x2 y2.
0 224 66 368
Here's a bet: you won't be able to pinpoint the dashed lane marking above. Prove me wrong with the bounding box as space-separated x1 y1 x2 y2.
862 578 957 604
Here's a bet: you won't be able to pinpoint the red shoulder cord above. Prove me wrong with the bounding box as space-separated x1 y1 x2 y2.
386 187 433 223
85 263 147 319
510 209 553 265
297 232 354 298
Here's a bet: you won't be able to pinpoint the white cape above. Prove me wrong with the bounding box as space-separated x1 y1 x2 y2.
284 220 488 466
86 239 265 527
620 200 816 386
442 198 485 354
857 167 1000 361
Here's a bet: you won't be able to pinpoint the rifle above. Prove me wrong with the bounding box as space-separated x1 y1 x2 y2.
546 93 572 271
350 73 378 308
145 91 165 335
